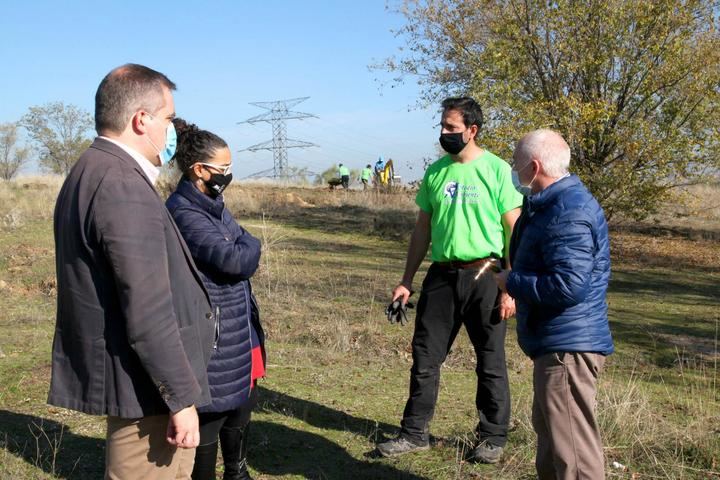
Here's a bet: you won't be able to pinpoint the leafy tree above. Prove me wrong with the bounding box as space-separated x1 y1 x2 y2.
21 102 94 175
381 0 720 219
0 122 30 180
349 168 362 182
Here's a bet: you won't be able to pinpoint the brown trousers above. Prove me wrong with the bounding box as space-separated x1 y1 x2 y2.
532 352 606 480
105 415 195 480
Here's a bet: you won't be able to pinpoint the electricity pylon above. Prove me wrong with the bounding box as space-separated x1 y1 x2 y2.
239 97 317 178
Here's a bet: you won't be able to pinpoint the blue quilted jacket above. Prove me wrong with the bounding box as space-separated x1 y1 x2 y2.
166 177 264 412
507 175 614 359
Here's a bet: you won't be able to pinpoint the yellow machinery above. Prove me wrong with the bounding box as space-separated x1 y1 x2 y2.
376 159 395 187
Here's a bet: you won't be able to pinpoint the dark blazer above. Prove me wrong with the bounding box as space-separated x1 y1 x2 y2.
48 137 215 418
167 177 264 413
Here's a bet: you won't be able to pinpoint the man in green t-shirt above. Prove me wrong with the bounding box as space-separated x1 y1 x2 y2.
338 163 350 189
361 164 372 190
377 97 522 464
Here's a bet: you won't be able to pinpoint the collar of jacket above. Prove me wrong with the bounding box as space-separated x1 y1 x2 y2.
526 174 580 212
175 176 225 219
91 137 155 188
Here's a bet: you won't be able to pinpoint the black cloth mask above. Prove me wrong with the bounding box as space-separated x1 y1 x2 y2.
439 132 468 155
205 173 233 198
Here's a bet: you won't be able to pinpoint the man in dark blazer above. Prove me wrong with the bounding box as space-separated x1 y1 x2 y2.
49 64 215 479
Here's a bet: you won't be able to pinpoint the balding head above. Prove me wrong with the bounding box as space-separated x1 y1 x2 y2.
514 129 571 178
95 64 176 135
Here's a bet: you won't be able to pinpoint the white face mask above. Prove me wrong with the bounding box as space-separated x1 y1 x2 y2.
511 170 532 196
511 161 536 196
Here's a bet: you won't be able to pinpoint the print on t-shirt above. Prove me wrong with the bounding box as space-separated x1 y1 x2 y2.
444 181 459 199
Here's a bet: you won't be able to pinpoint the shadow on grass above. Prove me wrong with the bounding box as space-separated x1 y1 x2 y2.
282 235 408 263
610 270 719 306
250 420 429 480
242 205 417 242
257 386 397 437
608 269 720 367
612 223 720 243
253 387 433 478
1 395 424 480
0 409 104 479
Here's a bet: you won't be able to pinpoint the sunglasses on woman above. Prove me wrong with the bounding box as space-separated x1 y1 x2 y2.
196 162 233 175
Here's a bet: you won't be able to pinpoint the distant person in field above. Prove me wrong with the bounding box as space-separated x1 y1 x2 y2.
375 155 385 174
494 129 614 479
166 119 265 480
49 64 215 479
338 163 350 189
375 156 386 185
361 164 372 190
377 97 522 464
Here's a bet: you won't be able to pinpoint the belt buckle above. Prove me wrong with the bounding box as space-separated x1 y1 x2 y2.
473 258 501 280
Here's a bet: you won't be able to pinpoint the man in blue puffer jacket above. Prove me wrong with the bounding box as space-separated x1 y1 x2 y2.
495 129 613 480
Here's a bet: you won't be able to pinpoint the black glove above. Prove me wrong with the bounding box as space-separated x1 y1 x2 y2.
386 299 415 326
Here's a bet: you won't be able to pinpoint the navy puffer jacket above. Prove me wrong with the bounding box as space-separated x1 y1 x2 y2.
507 175 614 359
166 177 264 412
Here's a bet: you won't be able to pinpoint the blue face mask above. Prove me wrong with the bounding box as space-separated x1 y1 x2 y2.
146 117 177 166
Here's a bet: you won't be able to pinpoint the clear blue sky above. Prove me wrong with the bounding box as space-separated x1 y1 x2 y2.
0 1 443 181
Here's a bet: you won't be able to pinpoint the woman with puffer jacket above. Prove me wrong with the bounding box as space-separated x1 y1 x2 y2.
166 118 265 480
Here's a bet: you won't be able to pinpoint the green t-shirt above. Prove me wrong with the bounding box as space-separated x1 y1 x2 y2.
339 166 350 176
361 168 372 180
415 150 523 262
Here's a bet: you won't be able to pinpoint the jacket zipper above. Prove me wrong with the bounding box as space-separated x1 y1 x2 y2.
213 305 220 350
244 284 253 368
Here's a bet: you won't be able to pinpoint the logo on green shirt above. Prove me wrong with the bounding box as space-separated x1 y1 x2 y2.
443 181 459 199
442 182 490 204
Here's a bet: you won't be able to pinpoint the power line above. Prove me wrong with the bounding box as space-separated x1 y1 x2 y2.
238 97 318 179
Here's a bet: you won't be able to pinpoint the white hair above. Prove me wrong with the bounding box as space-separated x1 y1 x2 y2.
515 129 570 177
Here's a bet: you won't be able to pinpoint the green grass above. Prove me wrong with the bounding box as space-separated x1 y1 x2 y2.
0 183 718 479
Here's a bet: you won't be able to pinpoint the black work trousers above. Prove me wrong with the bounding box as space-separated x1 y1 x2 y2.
399 263 510 446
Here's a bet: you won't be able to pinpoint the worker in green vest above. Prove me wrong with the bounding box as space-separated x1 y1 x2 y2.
338 163 350 189
361 164 372 190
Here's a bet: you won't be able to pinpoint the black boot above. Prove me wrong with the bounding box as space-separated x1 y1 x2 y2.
191 441 219 480
219 422 252 480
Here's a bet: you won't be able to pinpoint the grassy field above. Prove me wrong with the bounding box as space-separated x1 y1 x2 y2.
0 178 719 479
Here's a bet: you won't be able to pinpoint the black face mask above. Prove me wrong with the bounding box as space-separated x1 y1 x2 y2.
439 132 468 155
205 173 233 198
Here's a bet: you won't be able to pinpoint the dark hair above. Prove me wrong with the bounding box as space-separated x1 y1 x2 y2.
441 97 483 138
172 118 228 174
95 64 176 135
